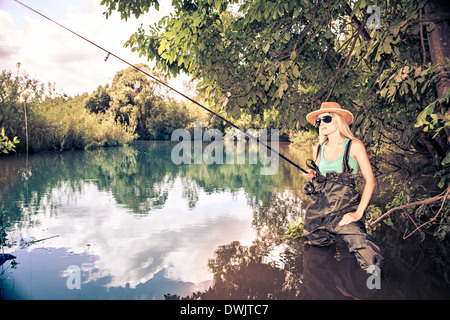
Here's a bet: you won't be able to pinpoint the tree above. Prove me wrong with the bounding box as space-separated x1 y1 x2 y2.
101 0 449 175
85 85 112 114
109 63 168 138
423 0 450 142
0 64 137 153
0 63 45 153
146 99 191 139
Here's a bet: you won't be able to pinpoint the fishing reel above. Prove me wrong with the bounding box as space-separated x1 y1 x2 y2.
303 179 317 195
303 159 325 196
303 177 325 196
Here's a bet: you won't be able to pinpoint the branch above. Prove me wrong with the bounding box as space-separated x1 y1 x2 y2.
419 8 427 67
403 187 450 239
315 25 361 100
344 3 372 42
274 0 323 61
368 187 450 230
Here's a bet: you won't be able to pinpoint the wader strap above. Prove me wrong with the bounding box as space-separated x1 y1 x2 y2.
343 139 352 173
315 144 322 163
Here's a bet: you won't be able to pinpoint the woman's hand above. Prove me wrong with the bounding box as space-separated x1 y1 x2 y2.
338 211 363 227
303 169 316 181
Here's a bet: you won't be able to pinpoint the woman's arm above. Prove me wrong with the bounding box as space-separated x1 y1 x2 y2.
338 140 376 227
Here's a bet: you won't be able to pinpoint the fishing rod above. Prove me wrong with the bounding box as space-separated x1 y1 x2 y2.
13 0 309 174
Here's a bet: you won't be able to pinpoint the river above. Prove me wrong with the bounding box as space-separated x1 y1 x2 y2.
1 141 449 300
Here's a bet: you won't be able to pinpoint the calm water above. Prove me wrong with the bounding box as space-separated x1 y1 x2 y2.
1 141 449 300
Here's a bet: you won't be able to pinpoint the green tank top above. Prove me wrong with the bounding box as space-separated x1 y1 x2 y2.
318 138 359 175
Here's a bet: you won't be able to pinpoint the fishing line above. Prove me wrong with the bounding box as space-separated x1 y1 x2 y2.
13 0 308 174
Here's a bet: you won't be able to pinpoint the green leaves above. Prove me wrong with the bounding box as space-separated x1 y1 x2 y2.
275 81 289 99
285 217 304 240
115 0 337 126
0 127 19 154
101 0 159 20
105 0 449 179
415 91 450 138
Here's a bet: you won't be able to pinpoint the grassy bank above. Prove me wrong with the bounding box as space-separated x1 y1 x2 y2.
1 94 137 154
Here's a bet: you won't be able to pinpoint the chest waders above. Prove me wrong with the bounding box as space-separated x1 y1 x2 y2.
303 140 383 272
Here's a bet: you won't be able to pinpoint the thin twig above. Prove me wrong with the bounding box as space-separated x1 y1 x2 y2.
401 210 425 241
316 25 361 100
403 187 450 239
368 187 450 229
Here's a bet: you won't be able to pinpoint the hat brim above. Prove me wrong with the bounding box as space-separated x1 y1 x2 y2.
306 108 354 126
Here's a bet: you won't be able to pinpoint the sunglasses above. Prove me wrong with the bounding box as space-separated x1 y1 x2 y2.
315 115 333 127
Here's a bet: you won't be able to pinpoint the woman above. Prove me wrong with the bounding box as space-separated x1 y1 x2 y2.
303 102 383 272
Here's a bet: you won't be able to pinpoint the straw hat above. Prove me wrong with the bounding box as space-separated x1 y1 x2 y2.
306 102 354 126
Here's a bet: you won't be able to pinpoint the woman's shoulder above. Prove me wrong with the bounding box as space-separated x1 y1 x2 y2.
349 139 367 157
349 139 365 148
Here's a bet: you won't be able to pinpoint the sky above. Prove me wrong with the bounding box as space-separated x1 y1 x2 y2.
0 0 189 97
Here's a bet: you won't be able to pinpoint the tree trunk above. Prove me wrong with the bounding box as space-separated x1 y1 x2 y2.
424 0 450 147
23 102 28 155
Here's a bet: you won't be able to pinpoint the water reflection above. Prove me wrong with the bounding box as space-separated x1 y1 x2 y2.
176 239 378 300
0 141 292 299
2 181 258 298
1 141 450 300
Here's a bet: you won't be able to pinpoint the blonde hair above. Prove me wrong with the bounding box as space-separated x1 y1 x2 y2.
319 112 357 145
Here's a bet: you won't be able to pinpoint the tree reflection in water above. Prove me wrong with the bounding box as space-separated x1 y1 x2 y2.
165 190 380 300
166 186 450 300
165 238 379 300
2 141 450 299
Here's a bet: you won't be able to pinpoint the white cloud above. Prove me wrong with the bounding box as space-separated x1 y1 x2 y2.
0 0 188 97
7 178 256 289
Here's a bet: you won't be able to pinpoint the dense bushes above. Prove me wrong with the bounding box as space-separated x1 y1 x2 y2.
0 64 195 153
0 63 287 155
25 95 137 152
0 65 138 154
